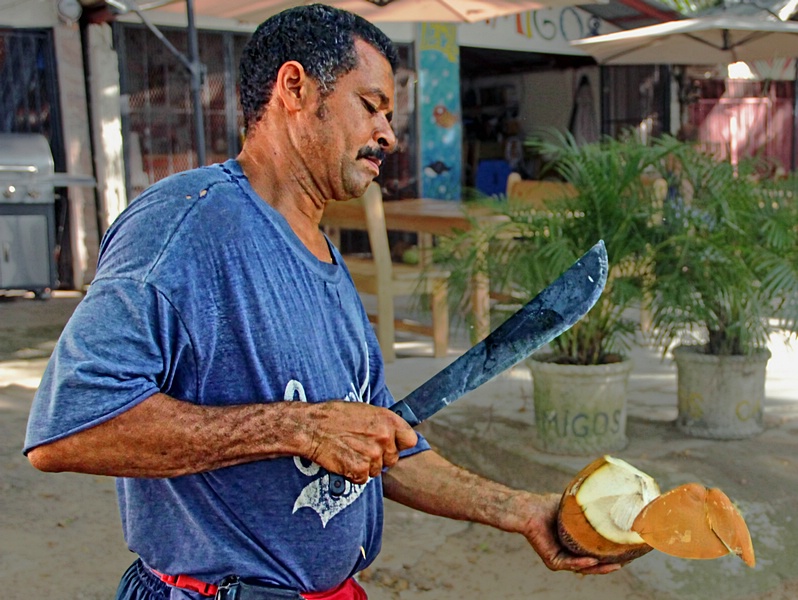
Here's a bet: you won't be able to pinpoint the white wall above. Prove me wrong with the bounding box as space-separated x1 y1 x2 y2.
459 7 617 55
0 0 57 26
88 23 127 231
55 22 99 287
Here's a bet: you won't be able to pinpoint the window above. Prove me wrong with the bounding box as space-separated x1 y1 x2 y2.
601 65 671 141
115 23 248 194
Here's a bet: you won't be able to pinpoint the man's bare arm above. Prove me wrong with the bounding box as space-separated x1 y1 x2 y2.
382 450 621 575
27 393 417 480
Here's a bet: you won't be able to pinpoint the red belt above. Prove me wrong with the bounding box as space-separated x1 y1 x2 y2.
304 579 367 600
150 568 367 599
150 569 219 596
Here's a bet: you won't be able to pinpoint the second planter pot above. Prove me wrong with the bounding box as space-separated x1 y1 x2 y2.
673 345 770 439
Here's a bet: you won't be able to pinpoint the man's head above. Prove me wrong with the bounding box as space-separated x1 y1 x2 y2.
239 4 398 132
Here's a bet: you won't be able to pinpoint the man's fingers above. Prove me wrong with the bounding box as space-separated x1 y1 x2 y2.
394 423 418 451
544 551 596 572
381 446 400 470
343 461 371 484
351 471 369 485
546 551 622 575
577 563 623 575
307 401 420 482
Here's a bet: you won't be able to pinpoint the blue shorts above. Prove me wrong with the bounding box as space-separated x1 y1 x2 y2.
115 560 171 600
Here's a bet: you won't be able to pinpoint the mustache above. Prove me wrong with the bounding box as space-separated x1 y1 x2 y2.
356 146 387 162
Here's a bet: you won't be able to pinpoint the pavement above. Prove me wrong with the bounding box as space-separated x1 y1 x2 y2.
377 310 798 600
2 291 797 599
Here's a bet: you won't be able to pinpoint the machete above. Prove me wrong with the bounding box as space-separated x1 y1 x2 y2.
329 239 608 496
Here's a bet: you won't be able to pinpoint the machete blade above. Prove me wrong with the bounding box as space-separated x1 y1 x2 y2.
329 240 608 496
391 241 608 426
391 239 608 425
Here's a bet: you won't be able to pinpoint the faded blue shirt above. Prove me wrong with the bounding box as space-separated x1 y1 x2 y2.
25 159 429 594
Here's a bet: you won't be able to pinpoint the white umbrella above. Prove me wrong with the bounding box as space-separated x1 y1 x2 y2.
570 14 798 65
148 0 589 24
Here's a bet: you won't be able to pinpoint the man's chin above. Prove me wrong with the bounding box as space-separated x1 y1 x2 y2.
346 177 377 201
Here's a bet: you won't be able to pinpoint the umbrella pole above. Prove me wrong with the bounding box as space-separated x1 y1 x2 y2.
186 0 206 166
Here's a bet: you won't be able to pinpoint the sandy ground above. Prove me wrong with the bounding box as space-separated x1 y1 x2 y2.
1 293 134 598
2 293 796 599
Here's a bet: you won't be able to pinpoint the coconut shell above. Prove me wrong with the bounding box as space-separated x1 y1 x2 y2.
706 487 756 567
557 457 653 563
632 483 755 567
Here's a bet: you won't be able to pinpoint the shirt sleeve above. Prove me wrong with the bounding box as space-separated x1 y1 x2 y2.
24 278 193 453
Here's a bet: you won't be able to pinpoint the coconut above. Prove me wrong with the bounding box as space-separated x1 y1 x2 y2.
632 483 756 567
557 456 756 568
557 455 660 563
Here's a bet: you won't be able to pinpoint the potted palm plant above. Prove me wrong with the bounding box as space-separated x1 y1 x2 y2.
645 139 798 438
436 131 672 455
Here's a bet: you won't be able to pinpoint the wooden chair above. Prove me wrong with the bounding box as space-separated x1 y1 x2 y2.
341 182 449 362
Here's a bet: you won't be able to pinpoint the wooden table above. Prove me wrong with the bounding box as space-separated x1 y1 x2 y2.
322 198 500 343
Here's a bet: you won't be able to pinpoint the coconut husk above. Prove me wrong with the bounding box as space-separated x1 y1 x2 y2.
632 483 755 567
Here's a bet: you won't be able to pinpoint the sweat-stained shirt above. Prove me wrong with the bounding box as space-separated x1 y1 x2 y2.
24 159 430 594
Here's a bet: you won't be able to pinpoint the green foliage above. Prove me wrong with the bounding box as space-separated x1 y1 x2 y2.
436 132 798 363
436 131 670 365
646 137 798 355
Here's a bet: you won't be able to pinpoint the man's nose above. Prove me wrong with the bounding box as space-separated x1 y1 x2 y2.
375 122 398 154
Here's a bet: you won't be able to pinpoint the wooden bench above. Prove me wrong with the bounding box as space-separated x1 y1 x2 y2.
504 172 657 332
337 182 450 362
505 173 577 209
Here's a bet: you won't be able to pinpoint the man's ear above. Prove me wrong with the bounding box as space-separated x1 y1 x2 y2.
274 61 307 112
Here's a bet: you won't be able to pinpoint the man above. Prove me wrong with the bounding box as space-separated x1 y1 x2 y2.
25 5 619 599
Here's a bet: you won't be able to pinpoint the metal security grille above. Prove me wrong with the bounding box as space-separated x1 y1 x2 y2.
0 28 71 289
115 23 248 193
0 28 65 170
600 65 671 141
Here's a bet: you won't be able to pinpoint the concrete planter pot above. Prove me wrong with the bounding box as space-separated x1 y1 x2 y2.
526 355 633 455
673 345 771 439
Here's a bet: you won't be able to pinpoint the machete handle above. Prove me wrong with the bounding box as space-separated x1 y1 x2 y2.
386 399 421 427
328 401 420 496
329 473 347 496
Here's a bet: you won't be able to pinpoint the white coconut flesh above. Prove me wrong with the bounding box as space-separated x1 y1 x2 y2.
574 456 661 545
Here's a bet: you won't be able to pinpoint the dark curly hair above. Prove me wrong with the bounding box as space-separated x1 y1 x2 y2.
239 4 398 132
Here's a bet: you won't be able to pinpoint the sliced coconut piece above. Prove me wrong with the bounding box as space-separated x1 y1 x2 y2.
557 456 659 563
632 483 755 567
706 488 756 567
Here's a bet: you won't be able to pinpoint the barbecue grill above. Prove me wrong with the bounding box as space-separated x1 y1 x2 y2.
0 133 95 298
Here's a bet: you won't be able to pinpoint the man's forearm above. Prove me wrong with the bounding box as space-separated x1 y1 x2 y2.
26 393 316 478
382 450 532 534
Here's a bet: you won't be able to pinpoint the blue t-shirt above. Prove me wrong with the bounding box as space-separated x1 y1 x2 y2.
24 159 430 594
